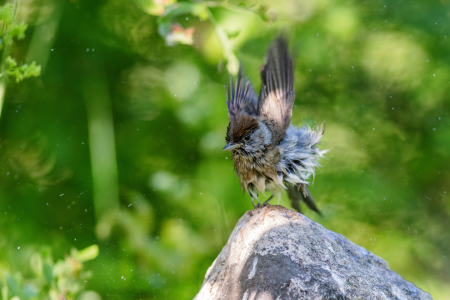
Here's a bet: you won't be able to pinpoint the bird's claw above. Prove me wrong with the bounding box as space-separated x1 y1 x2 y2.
252 196 273 209
263 195 274 206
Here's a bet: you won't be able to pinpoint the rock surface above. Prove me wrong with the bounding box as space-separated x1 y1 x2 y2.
194 205 431 300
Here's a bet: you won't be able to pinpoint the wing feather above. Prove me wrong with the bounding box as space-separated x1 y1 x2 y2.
226 66 259 120
258 38 295 144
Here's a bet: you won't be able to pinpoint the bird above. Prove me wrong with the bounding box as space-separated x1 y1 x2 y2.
223 37 327 214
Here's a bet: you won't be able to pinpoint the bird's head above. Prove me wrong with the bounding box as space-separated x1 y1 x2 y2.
224 115 272 153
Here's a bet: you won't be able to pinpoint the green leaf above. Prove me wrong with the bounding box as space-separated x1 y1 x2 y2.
6 59 41 83
23 284 38 299
6 273 22 296
43 263 53 283
158 18 172 37
30 253 43 276
10 22 28 40
226 53 239 75
162 2 208 20
76 291 102 300
227 30 241 39
6 56 17 69
137 0 176 16
71 245 99 262
1 285 9 300
256 5 275 22
0 4 14 26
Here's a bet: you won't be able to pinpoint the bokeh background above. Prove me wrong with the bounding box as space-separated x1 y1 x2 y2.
1 0 450 299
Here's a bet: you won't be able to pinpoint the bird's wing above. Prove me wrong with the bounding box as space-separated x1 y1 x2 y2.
258 37 295 144
226 66 259 120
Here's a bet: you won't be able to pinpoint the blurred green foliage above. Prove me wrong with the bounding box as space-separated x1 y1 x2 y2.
0 0 449 299
0 244 100 300
0 2 40 120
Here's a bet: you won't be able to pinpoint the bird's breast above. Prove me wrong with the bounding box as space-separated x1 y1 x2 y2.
231 148 283 193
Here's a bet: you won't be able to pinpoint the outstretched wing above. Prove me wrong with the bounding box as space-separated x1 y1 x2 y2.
226 66 259 120
258 37 295 144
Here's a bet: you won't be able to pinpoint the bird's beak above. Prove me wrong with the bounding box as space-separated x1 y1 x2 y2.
223 142 240 151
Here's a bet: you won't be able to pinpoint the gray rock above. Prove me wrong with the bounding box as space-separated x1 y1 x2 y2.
194 205 431 300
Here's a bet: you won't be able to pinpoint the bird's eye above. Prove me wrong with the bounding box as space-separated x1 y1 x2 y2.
244 135 250 141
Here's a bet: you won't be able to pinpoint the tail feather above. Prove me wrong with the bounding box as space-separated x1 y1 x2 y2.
287 183 322 215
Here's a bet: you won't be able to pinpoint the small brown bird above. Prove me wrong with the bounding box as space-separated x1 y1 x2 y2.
223 38 327 213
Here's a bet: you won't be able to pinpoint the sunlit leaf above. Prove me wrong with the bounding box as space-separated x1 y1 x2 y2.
8 22 28 41
0 4 14 26
162 2 208 20
226 52 239 75
227 30 241 39
78 291 102 300
30 253 43 276
6 59 41 83
70 245 99 263
137 0 176 16
5 56 17 68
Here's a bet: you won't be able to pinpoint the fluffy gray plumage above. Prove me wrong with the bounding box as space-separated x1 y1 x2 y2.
224 38 327 213
277 124 327 186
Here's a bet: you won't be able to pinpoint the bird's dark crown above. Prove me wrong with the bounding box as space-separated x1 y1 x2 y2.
226 115 259 144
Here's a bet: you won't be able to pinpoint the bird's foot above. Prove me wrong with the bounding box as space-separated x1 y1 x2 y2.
262 195 274 206
251 197 259 209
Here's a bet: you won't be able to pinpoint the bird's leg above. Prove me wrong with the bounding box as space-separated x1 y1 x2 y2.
250 196 258 208
263 195 274 206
